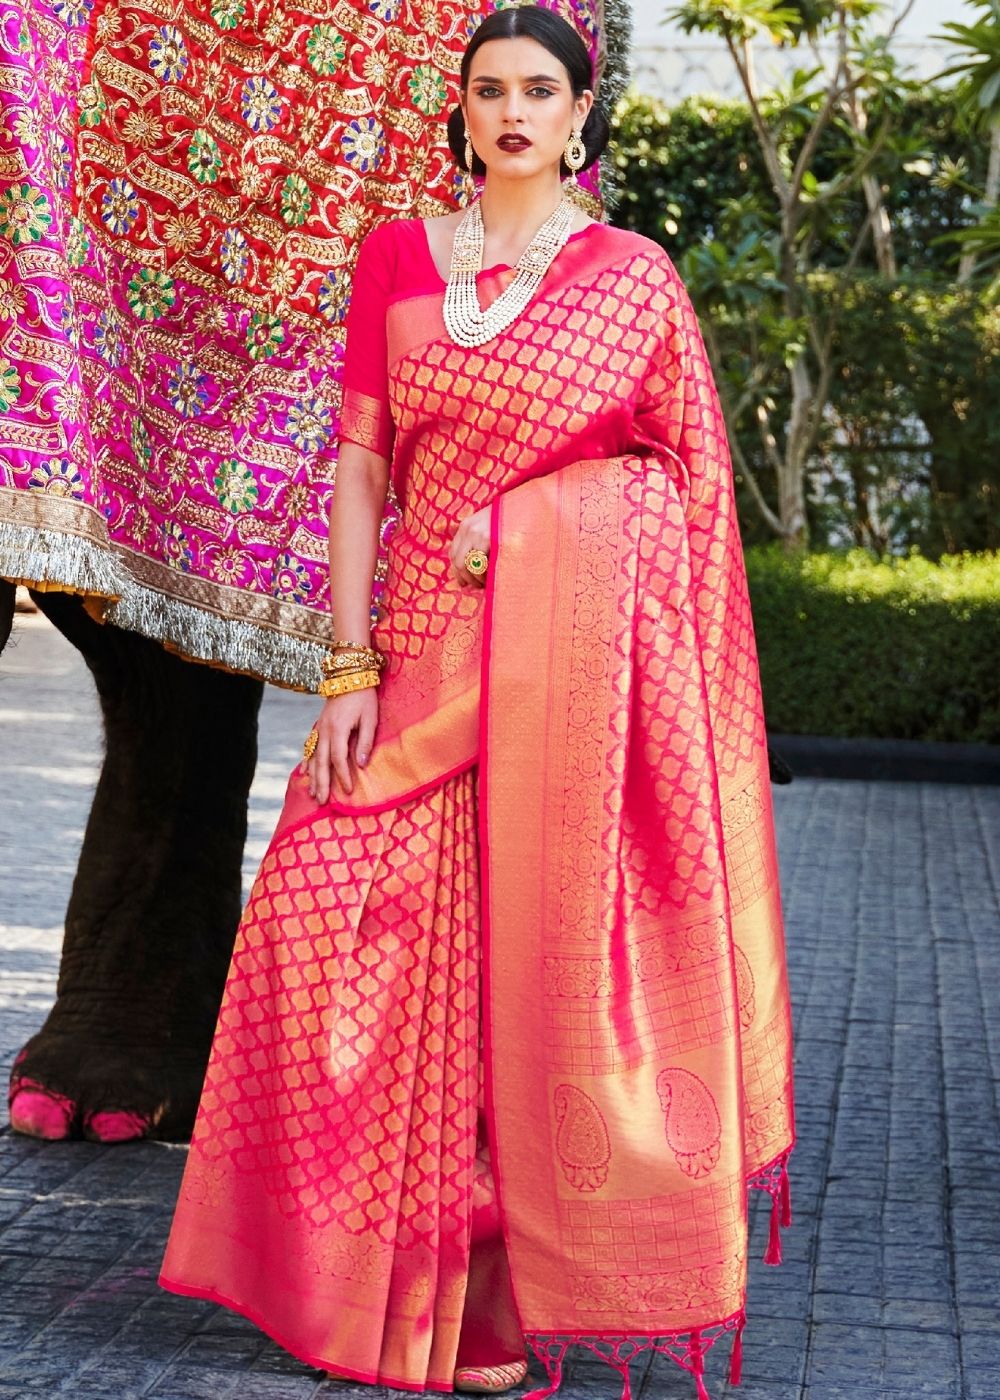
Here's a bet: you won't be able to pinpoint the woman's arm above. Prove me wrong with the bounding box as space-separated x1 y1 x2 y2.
328 442 390 643
306 441 390 803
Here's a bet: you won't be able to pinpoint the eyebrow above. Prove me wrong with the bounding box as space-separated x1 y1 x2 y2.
470 74 563 84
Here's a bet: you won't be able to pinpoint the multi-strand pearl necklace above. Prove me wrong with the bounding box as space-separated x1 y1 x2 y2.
442 196 577 348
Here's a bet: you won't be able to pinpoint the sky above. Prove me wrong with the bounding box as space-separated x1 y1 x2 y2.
632 0 957 50
627 0 960 101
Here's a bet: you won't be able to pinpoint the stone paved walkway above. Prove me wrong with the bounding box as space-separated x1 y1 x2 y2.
1 609 998 1400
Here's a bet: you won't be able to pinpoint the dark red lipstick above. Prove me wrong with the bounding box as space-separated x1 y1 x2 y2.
497 135 531 151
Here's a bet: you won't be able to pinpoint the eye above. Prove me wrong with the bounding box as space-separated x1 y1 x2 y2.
475 85 501 98
529 87 556 97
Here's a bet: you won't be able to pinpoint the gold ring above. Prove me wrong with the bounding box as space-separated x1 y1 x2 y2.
303 729 318 762
464 548 489 579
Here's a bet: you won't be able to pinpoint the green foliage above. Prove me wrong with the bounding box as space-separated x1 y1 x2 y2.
746 547 1000 742
821 279 1000 556
938 2 1000 121
609 88 997 555
609 89 986 275
719 275 1000 555
668 0 803 45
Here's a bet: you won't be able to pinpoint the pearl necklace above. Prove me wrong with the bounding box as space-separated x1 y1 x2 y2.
442 196 578 348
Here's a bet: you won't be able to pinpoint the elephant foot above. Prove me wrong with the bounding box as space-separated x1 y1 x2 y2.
7 1077 75 1140
83 1109 154 1143
8 1036 200 1143
10 1087 154 1143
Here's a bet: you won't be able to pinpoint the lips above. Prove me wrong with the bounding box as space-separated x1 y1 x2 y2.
497 136 531 151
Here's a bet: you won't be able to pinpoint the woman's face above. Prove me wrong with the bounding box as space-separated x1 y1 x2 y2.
462 35 593 180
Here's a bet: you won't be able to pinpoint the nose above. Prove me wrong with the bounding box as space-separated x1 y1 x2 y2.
500 94 524 124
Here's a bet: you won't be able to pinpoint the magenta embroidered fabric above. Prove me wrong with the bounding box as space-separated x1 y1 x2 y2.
0 0 605 686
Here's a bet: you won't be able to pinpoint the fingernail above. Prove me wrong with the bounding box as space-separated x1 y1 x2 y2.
358 752 368 767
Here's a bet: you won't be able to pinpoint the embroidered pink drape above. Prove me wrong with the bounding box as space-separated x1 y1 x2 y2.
0 0 607 686
159 219 795 1397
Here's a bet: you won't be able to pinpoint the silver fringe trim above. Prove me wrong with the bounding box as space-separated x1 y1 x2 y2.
599 0 633 213
0 520 326 691
105 581 326 692
0 520 126 601
602 0 633 114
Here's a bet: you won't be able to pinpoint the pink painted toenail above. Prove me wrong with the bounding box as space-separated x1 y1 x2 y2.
9 1088 75 1139
83 1109 151 1143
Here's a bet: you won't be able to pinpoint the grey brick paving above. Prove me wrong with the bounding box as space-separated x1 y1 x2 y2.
1 608 999 1400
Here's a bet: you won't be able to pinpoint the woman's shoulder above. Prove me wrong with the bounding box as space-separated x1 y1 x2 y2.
589 223 679 274
353 217 432 289
381 215 430 233
355 215 428 259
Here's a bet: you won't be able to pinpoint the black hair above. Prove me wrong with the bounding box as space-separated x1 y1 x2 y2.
445 5 611 179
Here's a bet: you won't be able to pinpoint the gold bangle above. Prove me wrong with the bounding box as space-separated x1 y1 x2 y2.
317 667 381 699
321 646 384 677
322 651 381 672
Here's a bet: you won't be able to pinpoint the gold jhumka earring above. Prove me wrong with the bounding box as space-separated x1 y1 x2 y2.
461 127 477 205
563 128 586 188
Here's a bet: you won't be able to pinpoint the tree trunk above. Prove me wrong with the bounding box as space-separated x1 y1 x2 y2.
844 76 897 279
777 457 809 552
862 171 897 279
959 120 1000 284
778 291 812 550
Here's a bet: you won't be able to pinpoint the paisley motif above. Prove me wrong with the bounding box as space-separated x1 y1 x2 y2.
656 1067 722 1179
553 1083 611 1192
734 944 756 1028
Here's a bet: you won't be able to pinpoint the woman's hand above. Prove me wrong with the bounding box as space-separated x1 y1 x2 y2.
449 505 492 588
302 688 378 803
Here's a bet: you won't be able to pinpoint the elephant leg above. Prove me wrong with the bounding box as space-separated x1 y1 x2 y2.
9 591 263 1142
0 579 13 655
0 578 14 652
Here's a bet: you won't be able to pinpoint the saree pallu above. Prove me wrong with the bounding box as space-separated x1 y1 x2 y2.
485 453 793 1397
160 224 795 1397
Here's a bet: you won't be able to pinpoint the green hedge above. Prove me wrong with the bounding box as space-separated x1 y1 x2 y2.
746 548 1000 743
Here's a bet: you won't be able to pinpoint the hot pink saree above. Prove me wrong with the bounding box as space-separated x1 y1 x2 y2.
159 218 795 1398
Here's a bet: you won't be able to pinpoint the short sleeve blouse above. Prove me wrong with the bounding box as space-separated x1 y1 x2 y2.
338 222 397 462
336 217 604 465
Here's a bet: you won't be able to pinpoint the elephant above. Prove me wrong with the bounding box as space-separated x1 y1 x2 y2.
1 578 12 654
4 585 263 1142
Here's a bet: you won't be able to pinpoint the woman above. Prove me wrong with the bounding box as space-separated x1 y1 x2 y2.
159 8 796 1398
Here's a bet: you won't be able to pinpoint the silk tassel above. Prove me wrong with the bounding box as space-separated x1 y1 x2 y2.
728 1319 745 1386
780 1161 792 1227
690 1329 711 1400
764 1190 783 1265
522 1345 565 1400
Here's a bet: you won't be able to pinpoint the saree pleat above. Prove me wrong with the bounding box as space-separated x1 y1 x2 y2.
161 771 491 1390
